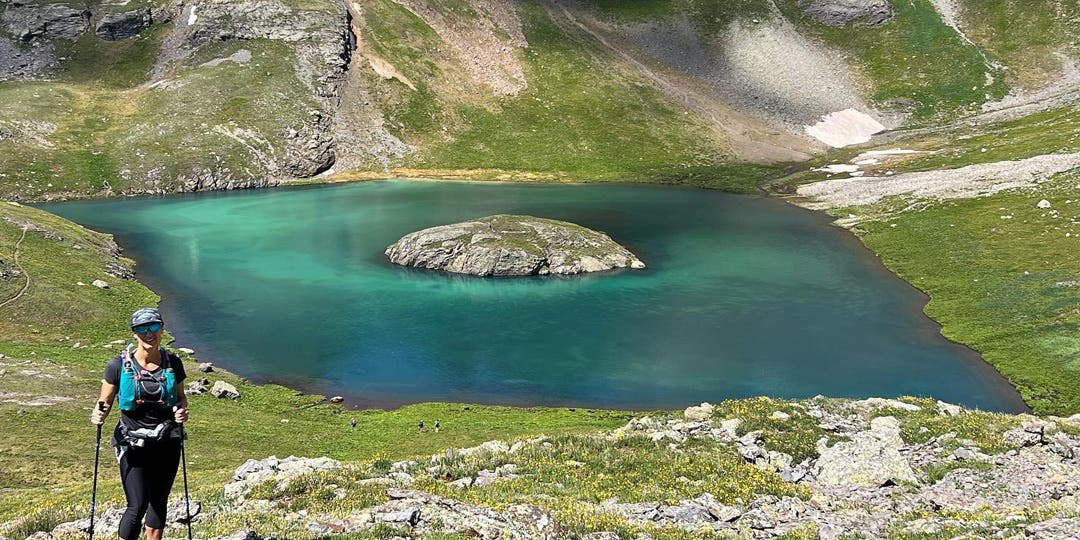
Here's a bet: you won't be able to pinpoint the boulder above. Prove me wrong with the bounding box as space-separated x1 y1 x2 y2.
798 0 892 26
95 8 152 40
684 402 714 421
1037 199 1052 209
813 416 917 487
210 381 241 400
936 400 962 416
92 279 109 289
385 215 645 277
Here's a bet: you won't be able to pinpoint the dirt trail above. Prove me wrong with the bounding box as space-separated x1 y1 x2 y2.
539 0 817 164
0 226 30 310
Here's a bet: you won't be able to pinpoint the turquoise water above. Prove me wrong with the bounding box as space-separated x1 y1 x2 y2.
43 181 1027 411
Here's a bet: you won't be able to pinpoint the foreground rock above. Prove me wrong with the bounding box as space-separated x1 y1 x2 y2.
18 399 1080 540
385 215 645 276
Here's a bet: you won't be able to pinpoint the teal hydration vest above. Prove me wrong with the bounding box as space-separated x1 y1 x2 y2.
118 347 178 411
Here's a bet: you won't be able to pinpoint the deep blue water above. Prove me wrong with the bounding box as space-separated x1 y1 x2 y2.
41 180 1028 411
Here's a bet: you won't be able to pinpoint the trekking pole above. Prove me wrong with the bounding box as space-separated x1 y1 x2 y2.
179 419 193 540
89 401 104 540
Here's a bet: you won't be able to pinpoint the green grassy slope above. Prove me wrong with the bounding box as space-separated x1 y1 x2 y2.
848 173 1080 416
956 0 1080 90
352 0 770 190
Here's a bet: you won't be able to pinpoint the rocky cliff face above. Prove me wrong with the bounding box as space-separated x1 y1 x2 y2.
169 0 350 182
385 215 646 276
0 0 163 79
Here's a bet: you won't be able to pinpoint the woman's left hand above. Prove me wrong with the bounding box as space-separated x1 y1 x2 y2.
173 406 189 424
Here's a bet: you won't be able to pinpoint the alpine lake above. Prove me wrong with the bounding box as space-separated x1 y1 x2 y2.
41 180 1028 412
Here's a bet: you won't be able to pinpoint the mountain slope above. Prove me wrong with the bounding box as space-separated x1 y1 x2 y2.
2 0 1075 200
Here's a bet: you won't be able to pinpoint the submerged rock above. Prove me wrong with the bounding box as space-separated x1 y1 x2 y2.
385 215 645 277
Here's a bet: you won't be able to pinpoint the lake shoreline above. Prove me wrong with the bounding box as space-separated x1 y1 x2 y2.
38 179 1031 414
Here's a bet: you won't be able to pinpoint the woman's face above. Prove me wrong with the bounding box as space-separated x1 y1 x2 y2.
132 323 163 348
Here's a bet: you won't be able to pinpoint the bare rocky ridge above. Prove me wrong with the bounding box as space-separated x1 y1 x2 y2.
385 215 645 277
795 151 1080 211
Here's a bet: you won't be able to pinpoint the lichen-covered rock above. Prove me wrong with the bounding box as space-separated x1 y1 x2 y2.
385 215 645 277
224 455 341 500
813 416 917 487
798 0 892 26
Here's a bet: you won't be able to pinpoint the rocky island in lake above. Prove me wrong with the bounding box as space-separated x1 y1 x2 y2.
385 214 645 276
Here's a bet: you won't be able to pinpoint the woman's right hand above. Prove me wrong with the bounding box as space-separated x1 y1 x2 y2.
90 404 108 425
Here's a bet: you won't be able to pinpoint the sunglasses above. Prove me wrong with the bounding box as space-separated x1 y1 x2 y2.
132 322 163 335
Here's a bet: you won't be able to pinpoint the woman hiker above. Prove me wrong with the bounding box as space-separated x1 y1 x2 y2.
90 308 189 540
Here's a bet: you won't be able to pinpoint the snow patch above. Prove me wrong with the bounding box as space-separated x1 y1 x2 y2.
815 164 861 174
804 109 885 148
188 5 197 26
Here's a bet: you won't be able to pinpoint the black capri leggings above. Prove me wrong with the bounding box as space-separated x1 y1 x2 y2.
116 441 182 540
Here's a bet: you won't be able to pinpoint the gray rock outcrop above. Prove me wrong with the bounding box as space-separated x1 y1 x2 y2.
0 258 19 279
798 0 893 26
1 2 90 41
813 415 917 487
171 0 347 181
95 8 152 40
385 215 645 277
225 455 342 500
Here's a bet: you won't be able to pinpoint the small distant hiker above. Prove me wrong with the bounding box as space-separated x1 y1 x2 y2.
418 420 425 432
91 308 189 540
351 418 357 430
434 420 440 433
